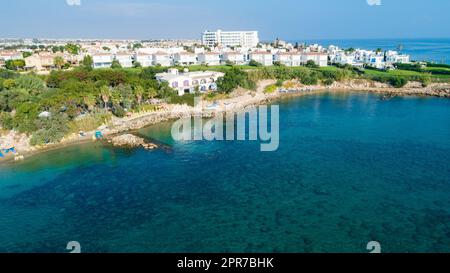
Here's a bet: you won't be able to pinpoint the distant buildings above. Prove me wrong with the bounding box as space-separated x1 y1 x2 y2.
329 46 411 69
25 52 58 71
0 50 23 61
156 68 225 96
202 30 259 48
0 33 413 74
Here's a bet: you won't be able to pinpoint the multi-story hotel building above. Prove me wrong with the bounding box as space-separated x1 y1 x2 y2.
202 30 259 48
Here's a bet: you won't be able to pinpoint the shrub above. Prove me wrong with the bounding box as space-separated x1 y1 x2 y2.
248 60 262 67
112 103 125 117
264 85 277 94
68 112 111 133
305 60 319 68
217 67 256 93
388 77 408 88
323 78 335 86
168 93 196 106
30 114 70 145
0 112 13 130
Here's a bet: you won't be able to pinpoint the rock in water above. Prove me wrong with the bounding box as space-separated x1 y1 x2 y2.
109 134 158 150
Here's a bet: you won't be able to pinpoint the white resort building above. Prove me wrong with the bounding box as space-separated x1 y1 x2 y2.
197 52 221 66
202 30 259 48
249 51 274 66
152 52 172 67
135 53 153 67
222 52 246 65
156 68 225 96
274 52 302 67
115 53 133 68
92 53 114 69
173 52 198 66
301 52 328 67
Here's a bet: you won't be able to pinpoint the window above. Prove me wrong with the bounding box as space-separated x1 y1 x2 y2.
172 82 178 88
183 80 190 87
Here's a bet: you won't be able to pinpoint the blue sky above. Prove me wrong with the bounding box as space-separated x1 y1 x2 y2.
1 0 450 40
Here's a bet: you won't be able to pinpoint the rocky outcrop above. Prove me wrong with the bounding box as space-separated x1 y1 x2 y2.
108 134 158 150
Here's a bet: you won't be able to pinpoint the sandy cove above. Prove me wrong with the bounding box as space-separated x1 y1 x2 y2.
1 79 449 162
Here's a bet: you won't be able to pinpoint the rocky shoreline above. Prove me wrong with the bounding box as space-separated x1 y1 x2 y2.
107 134 159 150
1 79 449 163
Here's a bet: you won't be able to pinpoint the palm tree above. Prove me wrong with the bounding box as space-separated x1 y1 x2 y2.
54 56 65 69
147 87 158 100
100 86 111 109
83 93 96 112
135 86 144 105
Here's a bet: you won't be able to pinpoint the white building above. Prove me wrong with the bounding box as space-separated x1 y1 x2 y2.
249 51 273 66
202 30 259 48
156 68 225 96
334 53 356 66
152 52 172 67
301 52 328 67
0 51 23 61
173 52 198 66
115 53 133 68
197 52 221 66
222 52 246 65
92 53 114 69
136 53 153 67
385 50 410 64
274 52 302 67
367 55 385 69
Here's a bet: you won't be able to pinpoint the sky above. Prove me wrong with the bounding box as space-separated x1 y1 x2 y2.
1 0 450 40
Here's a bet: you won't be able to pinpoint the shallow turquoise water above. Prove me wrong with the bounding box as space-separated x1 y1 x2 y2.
1 92 450 253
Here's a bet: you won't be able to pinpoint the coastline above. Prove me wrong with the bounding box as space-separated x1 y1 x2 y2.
1 79 449 163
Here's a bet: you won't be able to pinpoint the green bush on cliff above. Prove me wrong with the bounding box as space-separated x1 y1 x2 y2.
30 113 70 145
0 112 13 130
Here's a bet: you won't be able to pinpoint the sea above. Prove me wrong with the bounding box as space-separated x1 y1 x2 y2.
294 38 450 64
1 91 450 253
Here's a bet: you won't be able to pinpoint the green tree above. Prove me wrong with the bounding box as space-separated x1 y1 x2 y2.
14 75 46 95
30 113 69 145
134 85 144 106
100 85 112 109
22 52 33 58
305 60 319 68
54 56 65 69
2 79 15 89
5 59 25 71
248 60 262 67
65 43 80 55
81 55 93 71
111 59 122 69
216 67 256 93
147 87 158 100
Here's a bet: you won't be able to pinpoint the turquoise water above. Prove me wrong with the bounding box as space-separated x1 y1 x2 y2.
1 92 450 253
